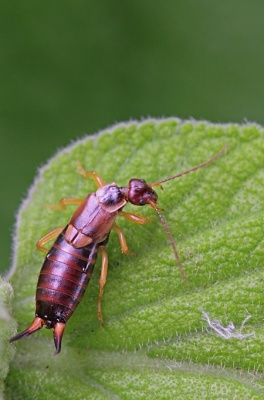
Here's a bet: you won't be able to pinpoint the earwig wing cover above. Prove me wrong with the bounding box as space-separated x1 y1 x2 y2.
5 119 264 399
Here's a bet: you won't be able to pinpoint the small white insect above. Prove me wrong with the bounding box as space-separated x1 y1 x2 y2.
202 311 255 340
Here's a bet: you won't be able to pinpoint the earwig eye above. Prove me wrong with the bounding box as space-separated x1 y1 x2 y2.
139 199 146 206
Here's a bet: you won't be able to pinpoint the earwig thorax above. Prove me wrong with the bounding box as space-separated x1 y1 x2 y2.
96 183 127 212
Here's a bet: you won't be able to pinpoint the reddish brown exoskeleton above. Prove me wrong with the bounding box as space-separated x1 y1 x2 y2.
10 145 228 354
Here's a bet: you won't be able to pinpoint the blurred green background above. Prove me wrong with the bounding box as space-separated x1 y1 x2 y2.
1 1 264 274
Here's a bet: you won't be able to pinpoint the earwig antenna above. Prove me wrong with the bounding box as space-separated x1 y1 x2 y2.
148 200 188 286
150 144 229 187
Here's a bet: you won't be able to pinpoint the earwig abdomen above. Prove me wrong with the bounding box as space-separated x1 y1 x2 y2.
36 226 100 326
11 226 109 354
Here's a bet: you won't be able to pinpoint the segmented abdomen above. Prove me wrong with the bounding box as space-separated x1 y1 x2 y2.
35 225 102 328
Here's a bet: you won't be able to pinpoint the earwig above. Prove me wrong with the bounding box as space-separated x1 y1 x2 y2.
10 145 229 354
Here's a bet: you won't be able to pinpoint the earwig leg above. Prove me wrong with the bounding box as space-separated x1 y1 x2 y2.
77 161 106 188
113 223 136 256
44 198 82 210
118 210 152 224
97 246 108 326
36 226 64 254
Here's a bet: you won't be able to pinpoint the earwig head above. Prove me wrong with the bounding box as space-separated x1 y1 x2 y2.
127 179 158 206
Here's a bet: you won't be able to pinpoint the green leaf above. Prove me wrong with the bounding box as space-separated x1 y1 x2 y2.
5 118 264 398
0 277 16 398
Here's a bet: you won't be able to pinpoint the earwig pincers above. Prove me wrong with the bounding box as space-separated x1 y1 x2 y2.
10 144 229 354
